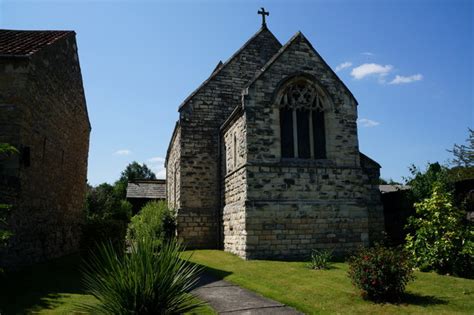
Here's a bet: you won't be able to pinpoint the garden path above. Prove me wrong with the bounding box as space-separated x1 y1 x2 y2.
192 272 303 314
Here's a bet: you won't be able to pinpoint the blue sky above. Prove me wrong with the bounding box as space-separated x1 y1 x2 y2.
1 0 472 185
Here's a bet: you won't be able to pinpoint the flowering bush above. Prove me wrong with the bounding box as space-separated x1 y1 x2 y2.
348 245 414 302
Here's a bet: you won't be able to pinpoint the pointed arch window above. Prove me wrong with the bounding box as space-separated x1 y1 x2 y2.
278 79 326 159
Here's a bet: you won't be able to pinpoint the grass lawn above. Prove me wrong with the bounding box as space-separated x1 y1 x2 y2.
184 250 474 315
0 254 215 315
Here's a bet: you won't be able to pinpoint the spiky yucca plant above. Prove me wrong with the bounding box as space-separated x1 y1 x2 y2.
81 237 202 314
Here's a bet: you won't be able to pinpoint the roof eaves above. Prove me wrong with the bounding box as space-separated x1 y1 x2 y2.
220 105 244 133
165 121 180 167
178 26 281 112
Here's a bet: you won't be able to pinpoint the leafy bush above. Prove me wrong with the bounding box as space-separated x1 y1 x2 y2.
308 249 332 270
81 218 128 254
348 245 414 302
81 199 132 253
81 237 202 314
126 201 176 248
405 184 473 278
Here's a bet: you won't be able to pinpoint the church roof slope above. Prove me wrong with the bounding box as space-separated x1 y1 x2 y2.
0 29 74 57
178 26 282 111
245 31 358 105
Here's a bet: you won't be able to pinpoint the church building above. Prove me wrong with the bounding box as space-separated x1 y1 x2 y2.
165 10 384 259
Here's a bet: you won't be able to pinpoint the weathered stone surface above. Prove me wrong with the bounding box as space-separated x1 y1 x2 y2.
165 26 384 259
166 27 282 248
0 32 90 268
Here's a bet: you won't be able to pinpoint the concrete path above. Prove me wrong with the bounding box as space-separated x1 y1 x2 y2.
192 272 303 314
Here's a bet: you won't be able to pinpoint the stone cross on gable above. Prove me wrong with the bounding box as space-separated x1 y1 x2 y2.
258 7 269 27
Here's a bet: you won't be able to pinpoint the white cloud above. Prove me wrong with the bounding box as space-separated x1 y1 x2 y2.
114 149 132 156
147 156 166 179
335 61 352 72
147 156 166 163
351 63 393 80
358 118 380 128
389 74 423 85
361 52 374 56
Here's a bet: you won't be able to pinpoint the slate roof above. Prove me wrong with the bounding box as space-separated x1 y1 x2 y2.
126 180 166 199
0 29 73 57
379 185 411 194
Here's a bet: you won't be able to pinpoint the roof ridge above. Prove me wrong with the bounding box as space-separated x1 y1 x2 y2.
178 26 281 111
244 31 358 105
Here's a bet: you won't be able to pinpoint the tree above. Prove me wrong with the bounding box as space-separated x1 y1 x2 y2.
114 162 156 199
119 161 156 182
405 162 451 203
448 128 474 168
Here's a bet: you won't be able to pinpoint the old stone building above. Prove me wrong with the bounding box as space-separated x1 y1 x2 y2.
0 30 90 267
166 17 383 259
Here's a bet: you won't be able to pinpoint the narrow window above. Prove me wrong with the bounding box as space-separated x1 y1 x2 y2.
233 132 237 168
280 108 294 158
313 110 326 159
297 109 311 159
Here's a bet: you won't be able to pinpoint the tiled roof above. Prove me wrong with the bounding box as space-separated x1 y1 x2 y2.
126 180 166 199
0 29 73 57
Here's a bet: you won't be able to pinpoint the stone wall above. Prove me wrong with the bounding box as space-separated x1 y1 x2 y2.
172 27 282 248
0 34 90 268
166 124 181 210
222 113 247 256
232 32 384 259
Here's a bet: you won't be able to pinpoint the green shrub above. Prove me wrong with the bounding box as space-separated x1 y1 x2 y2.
81 237 202 314
405 184 473 278
348 245 414 302
81 218 128 253
308 249 332 270
126 201 176 248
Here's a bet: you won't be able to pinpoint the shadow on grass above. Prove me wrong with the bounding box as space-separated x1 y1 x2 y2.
363 292 448 307
400 292 447 306
0 254 87 314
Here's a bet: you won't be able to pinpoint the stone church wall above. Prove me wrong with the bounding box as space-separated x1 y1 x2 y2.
239 33 384 259
166 124 181 210
222 113 247 256
0 35 90 268
173 29 282 248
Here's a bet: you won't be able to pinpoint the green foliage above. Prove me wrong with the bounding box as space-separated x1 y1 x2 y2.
406 162 451 204
307 249 332 270
85 183 131 221
405 184 473 278
114 162 157 199
126 201 176 248
348 245 414 302
119 161 156 182
80 237 202 314
83 183 132 252
448 128 474 168
0 143 19 156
